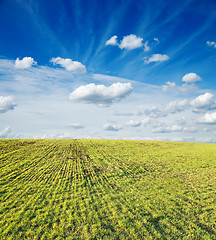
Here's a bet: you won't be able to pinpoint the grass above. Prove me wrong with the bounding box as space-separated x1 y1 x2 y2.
0 139 216 239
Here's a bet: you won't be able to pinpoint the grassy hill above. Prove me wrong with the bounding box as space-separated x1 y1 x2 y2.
0 139 216 239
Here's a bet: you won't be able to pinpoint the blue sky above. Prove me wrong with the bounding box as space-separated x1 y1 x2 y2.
0 0 216 141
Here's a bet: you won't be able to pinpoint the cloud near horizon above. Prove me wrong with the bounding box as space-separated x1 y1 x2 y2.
50 57 86 73
0 127 11 138
152 125 197 133
69 82 133 106
103 124 123 131
69 123 85 129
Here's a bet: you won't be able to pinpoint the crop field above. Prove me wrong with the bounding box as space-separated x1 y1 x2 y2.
0 139 216 239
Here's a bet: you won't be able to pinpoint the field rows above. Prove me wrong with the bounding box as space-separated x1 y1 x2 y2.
0 139 216 239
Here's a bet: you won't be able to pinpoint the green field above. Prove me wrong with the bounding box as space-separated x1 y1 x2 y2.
0 139 216 239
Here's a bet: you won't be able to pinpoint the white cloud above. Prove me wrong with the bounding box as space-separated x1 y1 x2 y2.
191 93 215 112
206 41 216 48
183 127 197 132
119 34 143 50
0 127 11 138
152 125 182 133
182 73 201 83
69 82 133 106
50 57 86 73
154 125 197 134
144 41 150 52
126 120 142 127
1 58 216 142
125 118 150 127
0 96 16 113
154 38 159 43
103 124 122 131
69 123 84 129
198 112 216 124
15 57 37 69
162 81 176 91
162 81 197 93
144 106 168 118
144 54 169 64
164 99 188 114
143 99 188 118
105 35 118 46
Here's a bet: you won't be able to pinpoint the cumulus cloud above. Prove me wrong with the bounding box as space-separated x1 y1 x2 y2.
144 106 167 118
105 35 118 46
206 41 216 48
143 93 215 120
144 41 150 52
162 81 176 91
144 54 169 64
198 112 216 124
15 57 37 69
182 73 201 83
69 82 133 106
125 118 150 127
162 81 197 93
103 124 122 131
0 127 11 138
119 34 143 50
0 96 16 113
152 125 196 134
191 93 216 112
164 99 188 114
143 99 188 118
50 57 86 73
152 125 182 133
69 123 84 129
183 127 197 132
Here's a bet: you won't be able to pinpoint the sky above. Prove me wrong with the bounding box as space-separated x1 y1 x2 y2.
0 0 216 142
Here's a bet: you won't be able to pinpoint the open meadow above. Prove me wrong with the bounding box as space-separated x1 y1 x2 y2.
0 139 216 239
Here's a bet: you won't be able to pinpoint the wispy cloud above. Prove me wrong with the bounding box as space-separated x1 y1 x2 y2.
69 82 133 106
